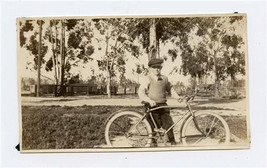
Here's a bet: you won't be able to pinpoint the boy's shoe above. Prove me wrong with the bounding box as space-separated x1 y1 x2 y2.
145 142 157 147
165 141 177 146
170 141 177 146
150 141 158 147
145 139 157 147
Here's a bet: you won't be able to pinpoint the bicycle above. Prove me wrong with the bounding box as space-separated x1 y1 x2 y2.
104 95 230 147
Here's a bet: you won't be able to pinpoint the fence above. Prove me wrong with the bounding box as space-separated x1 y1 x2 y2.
28 84 118 96
116 86 138 94
25 84 245 98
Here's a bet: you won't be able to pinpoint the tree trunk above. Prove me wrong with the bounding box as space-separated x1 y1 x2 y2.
106 71 111 98
37 20 42 97
50 21 58 85
214 65 220 98
124 85 126 95
149 18 158 60
59 19 65 96
55 22 60 84
214 78 220 98
104 34 111 98
54 21 59 96
213 50 220 98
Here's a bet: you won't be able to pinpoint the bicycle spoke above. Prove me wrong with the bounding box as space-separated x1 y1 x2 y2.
183 135 205 145
207 119 226 138
192 137 205 145
105 112 152 147
206 116 217 136
112 121 125 131
134 124 145 135
181 112 230 146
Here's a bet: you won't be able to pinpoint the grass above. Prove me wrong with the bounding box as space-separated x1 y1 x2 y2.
224 116 248 140
21 105 247 150
21 106 143 150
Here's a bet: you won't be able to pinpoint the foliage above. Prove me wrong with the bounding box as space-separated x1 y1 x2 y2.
20 20 48 70
42 19 95 88
163 16 246 98
128 18 194 52
26 32 48 70
19 20 34 47
178 16 246 81
92 18 143 94
66 19 95 64
19 16 246 97
93 18 127 73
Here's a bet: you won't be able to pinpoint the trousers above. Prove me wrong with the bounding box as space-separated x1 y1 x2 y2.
145 103 175 142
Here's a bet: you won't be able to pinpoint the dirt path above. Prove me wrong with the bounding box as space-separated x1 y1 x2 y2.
21 96 248 116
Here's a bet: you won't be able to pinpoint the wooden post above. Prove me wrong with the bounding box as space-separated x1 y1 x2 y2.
71 86 73 96
124 85 126 95
87 85 90 96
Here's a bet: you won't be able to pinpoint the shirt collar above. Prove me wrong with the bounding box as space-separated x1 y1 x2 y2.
149 73 162 80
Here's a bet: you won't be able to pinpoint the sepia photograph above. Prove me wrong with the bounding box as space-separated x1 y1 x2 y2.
18 13 250 152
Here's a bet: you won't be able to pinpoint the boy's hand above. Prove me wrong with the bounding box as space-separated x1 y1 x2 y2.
148 100 157 107
177 97 184 103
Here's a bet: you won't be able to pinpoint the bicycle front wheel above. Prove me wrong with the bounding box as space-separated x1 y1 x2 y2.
181 111 230 146
105 111 153 147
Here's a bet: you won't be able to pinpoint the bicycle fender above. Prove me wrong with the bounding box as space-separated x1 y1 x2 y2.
179 114 192 140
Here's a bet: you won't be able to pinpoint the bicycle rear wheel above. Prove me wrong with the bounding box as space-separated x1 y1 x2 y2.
105 111 152 147
181 111 230 146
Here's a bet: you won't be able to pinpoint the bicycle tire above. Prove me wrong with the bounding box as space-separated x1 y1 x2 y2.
180 111 230 146
105 110 153 147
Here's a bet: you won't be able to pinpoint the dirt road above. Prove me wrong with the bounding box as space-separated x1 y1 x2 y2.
21 96 248 116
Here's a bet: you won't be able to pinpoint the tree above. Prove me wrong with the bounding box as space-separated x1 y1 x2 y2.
149 18 158 60
130 17 194 58
44 20 60 86
20 18 95 97
19 20 34 47
45 19 66 96
44 19 95 96
176 16 246 97
37 20 43 97
92 18 140 98
19 20 48 97
65 19 95 69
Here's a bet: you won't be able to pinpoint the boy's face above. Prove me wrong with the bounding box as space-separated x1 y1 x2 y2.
149 65 162 76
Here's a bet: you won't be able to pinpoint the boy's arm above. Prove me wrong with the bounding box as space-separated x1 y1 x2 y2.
138 78 156 106
170 87 180 99
166 77 181 99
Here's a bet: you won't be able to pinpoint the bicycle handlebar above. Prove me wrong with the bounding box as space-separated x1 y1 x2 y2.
141 94 196 108
178 94 196 103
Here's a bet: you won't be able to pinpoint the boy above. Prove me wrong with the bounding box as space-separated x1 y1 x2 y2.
138 58 180 146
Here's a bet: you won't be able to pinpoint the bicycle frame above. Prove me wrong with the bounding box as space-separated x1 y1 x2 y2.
127 95 206 140
147 101 194 136
143 98 205 139
105 94 231 147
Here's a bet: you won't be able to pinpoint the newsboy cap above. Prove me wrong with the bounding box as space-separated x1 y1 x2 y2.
148 58 164 67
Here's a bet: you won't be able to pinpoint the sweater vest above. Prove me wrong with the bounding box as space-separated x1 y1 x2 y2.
147 75 169 103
